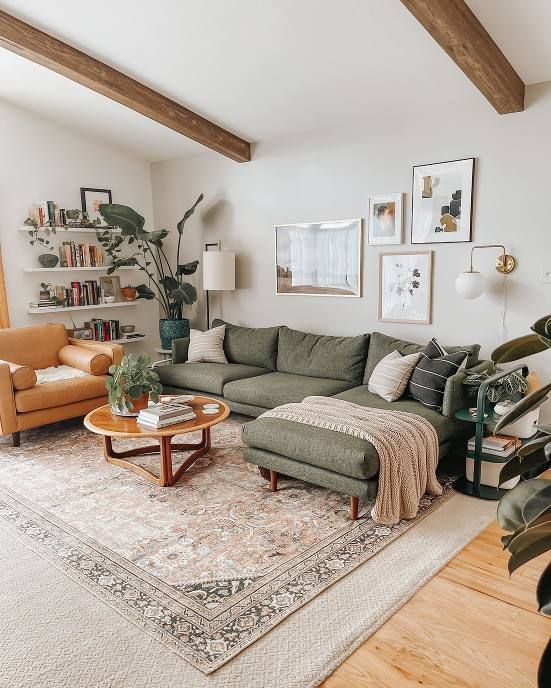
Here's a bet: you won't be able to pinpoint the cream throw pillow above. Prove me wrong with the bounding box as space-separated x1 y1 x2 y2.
187 325 228 364
368 350 421 402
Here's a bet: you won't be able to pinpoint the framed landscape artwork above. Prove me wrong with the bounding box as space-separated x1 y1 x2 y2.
368 193 403 245
275 219 362 297
378 251 433 324
411 158 474 243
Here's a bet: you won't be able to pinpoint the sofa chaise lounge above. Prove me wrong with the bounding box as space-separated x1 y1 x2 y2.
157 320 489 516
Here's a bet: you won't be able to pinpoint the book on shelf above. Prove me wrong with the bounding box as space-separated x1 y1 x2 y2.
59 241 104 268
90 318 121 342
467 434 521 453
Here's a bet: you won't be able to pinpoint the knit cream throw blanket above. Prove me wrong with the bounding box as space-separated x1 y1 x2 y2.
262 396 442 525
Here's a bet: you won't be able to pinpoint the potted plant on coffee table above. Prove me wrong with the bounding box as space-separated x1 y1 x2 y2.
96 194 203 349
106 353 162 416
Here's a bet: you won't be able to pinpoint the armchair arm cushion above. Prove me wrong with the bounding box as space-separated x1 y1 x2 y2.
68 338 124 366
0 361 18 435
2 360 37 391
442 360 494 419
59 345 111 375
172 337 190 364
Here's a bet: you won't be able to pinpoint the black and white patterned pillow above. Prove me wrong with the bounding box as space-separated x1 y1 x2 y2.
408 339 468 410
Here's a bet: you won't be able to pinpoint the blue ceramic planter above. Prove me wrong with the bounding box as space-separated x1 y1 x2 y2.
159 318 190 350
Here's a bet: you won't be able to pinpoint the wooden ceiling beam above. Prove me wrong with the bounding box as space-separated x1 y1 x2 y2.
400 0 525 114
0 10 251 162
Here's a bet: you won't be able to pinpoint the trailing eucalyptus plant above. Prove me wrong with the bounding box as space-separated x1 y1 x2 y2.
95 194 204 320
492 314 551 687
106 353 162 412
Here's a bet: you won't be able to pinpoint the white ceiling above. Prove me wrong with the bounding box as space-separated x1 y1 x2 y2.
0 1 549 162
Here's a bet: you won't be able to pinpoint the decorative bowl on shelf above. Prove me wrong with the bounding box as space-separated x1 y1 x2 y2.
121 325 135 334
38 254 59 268
104 295 116 304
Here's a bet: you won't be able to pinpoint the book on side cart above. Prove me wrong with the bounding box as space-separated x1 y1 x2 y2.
137 402 196 428
467 434 520 458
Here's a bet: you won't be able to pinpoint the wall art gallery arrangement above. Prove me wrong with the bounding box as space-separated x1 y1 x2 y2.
275 157 475 325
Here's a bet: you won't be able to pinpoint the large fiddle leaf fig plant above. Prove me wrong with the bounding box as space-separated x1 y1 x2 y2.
95 194 203 320
493 314 551 688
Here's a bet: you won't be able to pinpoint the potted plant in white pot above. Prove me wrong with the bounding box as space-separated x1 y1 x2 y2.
96 194 203 349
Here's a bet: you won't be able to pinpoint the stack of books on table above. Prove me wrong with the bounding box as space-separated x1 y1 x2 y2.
137 403 196 429
467 434 521 458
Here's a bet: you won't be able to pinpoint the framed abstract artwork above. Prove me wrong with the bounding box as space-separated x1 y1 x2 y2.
368 193 403 245
80 187 112 224
411 158 475 243
378 251 433 324
275 219 362 297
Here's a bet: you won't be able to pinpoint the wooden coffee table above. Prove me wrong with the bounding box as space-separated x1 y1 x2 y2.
84 396 230 487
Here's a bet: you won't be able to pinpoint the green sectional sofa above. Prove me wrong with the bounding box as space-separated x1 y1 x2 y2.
157 320 489 516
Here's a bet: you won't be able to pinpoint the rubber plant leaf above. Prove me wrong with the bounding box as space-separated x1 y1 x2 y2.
159 276 179 292
518 435 551 458
177 260 199 276
537 561 551 615
494 383 551 435
497 479 551 532
148 229 169 246
135 284 155 300
98 204 145 236
170 283 197 305
523 485 551 524
177 194 204 235
507 517 551 574
499 447 550 486
531 315 551 341
491 334 550 363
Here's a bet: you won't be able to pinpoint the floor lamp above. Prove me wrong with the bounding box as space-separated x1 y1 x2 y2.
203 242 235 328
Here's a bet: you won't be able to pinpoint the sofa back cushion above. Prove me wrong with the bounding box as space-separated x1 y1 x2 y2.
0 323 68 369
212 319 279 370
363 332 480 384
277 326 369 383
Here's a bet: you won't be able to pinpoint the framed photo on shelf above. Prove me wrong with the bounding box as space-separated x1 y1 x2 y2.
80 187 112 225
275 218 362 297
378 251 433 324
411 158 474 244
368 193 403 245
99 275 121 302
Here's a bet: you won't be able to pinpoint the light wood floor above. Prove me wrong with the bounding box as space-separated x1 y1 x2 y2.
323 519 551 688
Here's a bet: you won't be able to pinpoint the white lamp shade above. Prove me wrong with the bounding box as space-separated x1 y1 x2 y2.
455 271 485 299
202 250 235 291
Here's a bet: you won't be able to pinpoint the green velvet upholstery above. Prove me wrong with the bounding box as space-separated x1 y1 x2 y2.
441 360 494 419
334 386 454 443
157 362 270 395
242 416 380 479
244 447 378 500
172 337 190 364
223 371 355 408
363 331 481 384
277 326 369 383
212 319 280 370
158 385 270 418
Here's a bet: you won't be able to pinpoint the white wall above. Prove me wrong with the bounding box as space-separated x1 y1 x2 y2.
0 99 157 352
152 82 551 418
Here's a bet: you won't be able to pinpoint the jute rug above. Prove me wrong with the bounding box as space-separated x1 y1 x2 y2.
0 416 495 683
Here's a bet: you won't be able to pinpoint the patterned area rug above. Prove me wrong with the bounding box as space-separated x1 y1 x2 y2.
0 416 456 674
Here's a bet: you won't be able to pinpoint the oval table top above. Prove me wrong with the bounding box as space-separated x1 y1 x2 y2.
84 396 230 438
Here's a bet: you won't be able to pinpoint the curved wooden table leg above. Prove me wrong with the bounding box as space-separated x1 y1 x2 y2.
170 428 211 485
103 435 166 485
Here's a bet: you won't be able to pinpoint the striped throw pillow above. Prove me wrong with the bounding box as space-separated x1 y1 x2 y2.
368 350 421 402
408 339 468 410
187 325 228 364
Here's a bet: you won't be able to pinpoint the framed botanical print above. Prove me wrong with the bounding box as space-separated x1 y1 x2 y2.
411 158 475 243
378 251 433 324
80 187 112 225
368 193 403 245
275 219 362 297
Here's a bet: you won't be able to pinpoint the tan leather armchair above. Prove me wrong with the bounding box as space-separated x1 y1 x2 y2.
0 323 123 446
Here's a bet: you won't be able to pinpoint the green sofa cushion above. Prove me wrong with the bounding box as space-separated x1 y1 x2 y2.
363 332 481 384
223 371 355 408
157 362 270 395
243 417 380 480
212 319 280 370
335 386 454 443
276 326 369 383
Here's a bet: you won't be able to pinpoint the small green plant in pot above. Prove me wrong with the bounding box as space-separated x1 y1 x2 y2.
106 353 162 417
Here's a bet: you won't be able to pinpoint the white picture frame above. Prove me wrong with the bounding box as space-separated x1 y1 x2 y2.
368 193 403 245
378 251 433 324
275 219 362 297
411 158 475 244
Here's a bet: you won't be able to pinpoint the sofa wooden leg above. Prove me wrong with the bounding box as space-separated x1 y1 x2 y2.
270 469 278 492
350 496 359 520
12 432 20 447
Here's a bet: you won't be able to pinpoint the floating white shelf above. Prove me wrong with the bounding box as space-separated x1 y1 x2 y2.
27 301 137 314
19 226 120 234
102 336 146 345
23 266 135 273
